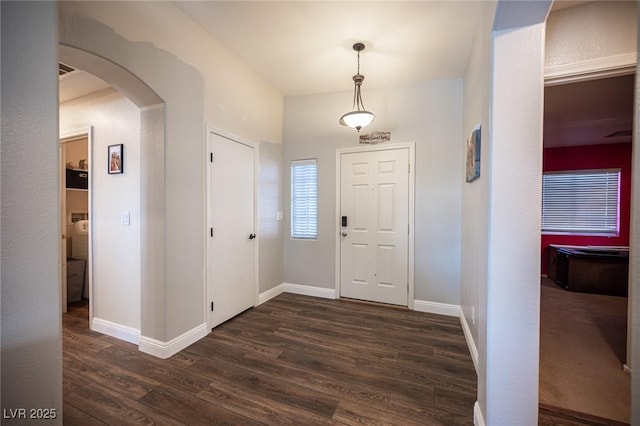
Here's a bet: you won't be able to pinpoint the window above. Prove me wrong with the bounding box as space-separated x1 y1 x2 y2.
291 159 318 239
541 169 620 236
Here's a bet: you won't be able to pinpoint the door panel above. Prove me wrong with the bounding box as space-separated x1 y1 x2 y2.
353 185 369 230
377 183 395 231
209 133 256 328
377 245 395 286
340 149 409 306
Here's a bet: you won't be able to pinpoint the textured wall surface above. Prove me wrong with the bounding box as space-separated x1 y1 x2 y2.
461 0 494 369
546 1 637 68
486 22 546 424
1 1 63 422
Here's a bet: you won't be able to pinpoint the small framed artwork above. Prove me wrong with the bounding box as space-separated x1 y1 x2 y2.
465 126 481 183
108 144 124 174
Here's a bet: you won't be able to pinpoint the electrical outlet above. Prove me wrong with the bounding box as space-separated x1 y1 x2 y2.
276 211 283 221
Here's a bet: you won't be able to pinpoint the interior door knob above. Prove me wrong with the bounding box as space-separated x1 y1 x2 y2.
249 233 256 240
341 231 347 237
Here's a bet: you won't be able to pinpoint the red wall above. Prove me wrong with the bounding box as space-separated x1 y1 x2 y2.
541 143 632 274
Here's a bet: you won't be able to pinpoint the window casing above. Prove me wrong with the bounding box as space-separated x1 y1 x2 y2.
541 169 620 236
291 159 318 239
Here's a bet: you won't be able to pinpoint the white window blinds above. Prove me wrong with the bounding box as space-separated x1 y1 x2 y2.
291 159 318 239
541 169 620 235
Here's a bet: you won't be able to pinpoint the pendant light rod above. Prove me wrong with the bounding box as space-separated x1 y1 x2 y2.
353 43 365 111
354 42 364 73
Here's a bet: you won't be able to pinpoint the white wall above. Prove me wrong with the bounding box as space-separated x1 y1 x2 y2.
58 1 284 344
60 88 142 332
59 1 283 145
1 1 62 421
461 0 495 372
259 142 284 293
461 1 551 424
484 21 546 425
546 1 637 69
461 4 496 424
284 80 463 305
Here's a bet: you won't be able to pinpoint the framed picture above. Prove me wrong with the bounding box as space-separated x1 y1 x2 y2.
108 144 124 174
465 127 481 183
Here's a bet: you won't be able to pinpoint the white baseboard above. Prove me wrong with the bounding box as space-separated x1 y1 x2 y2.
91 317 140 345
413 299 459 317
282 283 336 299
474 401 485 426
459 308 479 373
258 283 286 305
139 322 208 359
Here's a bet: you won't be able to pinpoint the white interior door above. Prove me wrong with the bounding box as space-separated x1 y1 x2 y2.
208 132 256 328
340 148 409 306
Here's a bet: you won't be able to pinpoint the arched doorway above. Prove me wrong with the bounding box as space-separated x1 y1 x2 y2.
59 44 165 347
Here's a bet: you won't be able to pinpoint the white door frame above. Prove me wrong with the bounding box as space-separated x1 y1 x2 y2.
60 126 93 321
544 52 636 87
335 141 416 309
204 124 260 330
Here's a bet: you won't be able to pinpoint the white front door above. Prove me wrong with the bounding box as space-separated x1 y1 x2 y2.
340 148 409 306
208 132 256 328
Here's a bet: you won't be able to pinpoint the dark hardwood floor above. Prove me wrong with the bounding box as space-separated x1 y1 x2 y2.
63 293 620 425
63 294 476 425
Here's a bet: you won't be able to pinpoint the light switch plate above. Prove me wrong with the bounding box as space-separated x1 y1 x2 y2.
120 211 130 226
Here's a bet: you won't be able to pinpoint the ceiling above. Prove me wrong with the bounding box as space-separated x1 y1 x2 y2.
60 2 487 103
59 69 110 104
60 1 633 148
174 1 485 96
544 74 635 148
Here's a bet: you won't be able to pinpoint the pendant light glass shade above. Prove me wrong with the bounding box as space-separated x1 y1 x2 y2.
339 43 375 132
339 110 374 130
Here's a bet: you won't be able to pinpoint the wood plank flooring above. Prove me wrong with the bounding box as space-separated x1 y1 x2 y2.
63 293 620 425
63 294 476 425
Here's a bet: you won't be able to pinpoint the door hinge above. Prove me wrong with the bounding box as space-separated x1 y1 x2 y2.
210 227 214 238
408 224 410 234
408 163 410 173
211 301 214 311
210 152 214 163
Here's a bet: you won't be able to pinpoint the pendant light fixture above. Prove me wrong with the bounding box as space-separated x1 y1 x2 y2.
339 42 375 132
